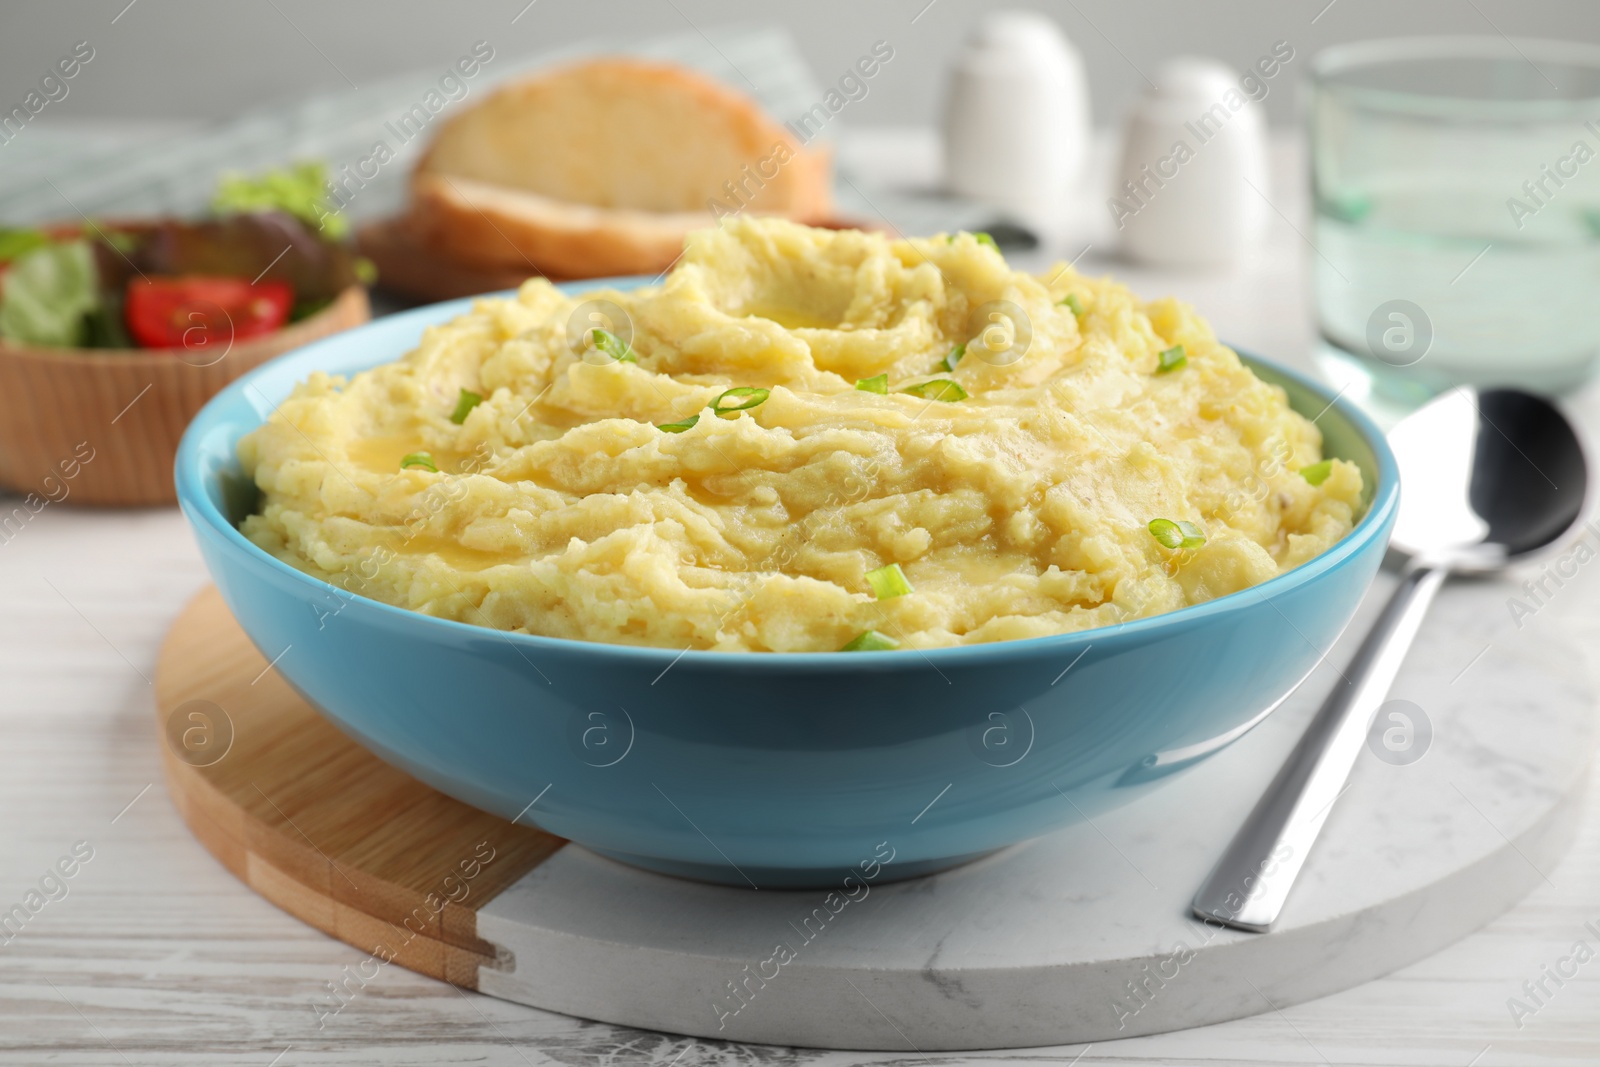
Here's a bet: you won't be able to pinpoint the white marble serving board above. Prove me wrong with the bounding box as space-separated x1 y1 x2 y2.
469 570 1595 1051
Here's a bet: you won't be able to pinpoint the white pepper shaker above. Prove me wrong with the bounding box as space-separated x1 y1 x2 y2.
1111 56 1269 269
943 10 1090 225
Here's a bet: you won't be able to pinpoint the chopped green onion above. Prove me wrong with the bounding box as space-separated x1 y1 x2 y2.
865 562 914 600
900 379 968 402
400 452 438 472
947 231 997 249
1300 460 1334 486
1148 518 1205 550
590 328 637 363
658 414 700 433
450 388 483 424
710 386 770 417
943 342 966 372
841 630 899 652
855 373 888 394
1156 344 1187 373
1059 293 1084 316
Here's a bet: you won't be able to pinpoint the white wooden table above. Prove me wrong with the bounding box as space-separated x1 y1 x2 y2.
2 130 1599 1066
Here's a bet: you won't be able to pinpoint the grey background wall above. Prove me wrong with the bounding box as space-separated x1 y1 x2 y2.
2 0 1597 129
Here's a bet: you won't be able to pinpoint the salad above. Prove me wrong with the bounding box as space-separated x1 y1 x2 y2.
0 162 371 352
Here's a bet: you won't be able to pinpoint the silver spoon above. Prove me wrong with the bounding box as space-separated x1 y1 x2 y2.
1192 387 1587 932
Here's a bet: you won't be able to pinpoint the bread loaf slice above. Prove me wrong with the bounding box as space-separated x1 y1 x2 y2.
411 59 832 277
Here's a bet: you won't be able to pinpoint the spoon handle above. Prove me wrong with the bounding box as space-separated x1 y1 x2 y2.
1191 563 1448 932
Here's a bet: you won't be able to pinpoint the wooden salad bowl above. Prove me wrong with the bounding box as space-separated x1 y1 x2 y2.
0 285 368 508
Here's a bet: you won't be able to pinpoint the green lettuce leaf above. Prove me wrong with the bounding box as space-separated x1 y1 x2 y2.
0 240 100 347
212 161 345 239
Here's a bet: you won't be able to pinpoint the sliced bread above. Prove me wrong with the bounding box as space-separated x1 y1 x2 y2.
411 58 832 277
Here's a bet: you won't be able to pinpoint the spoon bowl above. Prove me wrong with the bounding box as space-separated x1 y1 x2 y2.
1390 388 1587 569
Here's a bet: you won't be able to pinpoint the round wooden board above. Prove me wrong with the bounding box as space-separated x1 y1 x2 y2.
156 575 1595 1051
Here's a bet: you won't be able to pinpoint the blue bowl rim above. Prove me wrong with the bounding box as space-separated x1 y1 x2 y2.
175 278 1400 669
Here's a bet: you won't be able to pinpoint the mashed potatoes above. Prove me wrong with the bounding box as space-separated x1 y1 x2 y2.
239 218 1363 651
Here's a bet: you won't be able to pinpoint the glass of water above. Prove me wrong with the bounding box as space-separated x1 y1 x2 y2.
1311 37 1600 406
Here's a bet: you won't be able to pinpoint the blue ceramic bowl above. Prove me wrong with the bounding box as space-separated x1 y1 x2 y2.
176 282 1399 888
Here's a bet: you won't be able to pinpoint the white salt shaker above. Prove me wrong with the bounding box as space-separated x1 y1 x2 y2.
943 10 1090 225
1112 56 1269 269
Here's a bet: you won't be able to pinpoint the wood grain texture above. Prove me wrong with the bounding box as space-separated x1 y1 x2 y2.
0 286 368 507
152 585 565 972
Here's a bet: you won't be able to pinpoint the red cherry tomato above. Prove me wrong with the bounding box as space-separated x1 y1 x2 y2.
124 276 293 351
